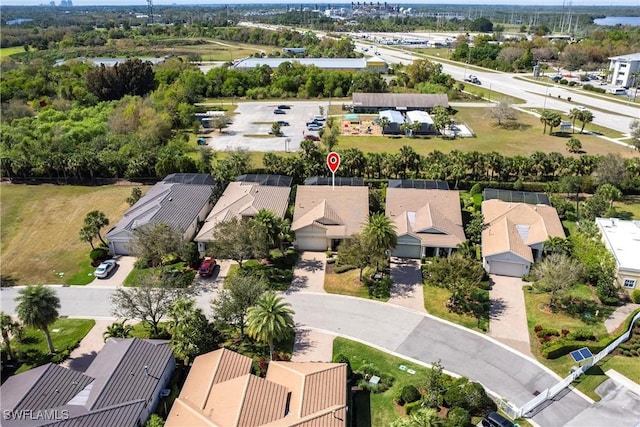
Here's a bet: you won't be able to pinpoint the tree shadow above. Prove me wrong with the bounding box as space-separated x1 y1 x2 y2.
500 122 532 131
296 258 324 273
65 350 98 372
390 259 421 298
489 297 508 320
286 275 309 294
352 388 372 427
1 275 18 287
292 328 313 357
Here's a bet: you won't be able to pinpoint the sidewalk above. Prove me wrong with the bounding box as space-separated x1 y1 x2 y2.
388 258 425 312
488 275 533 357
61 319 112 372
604 303 640 333
291 328 335 362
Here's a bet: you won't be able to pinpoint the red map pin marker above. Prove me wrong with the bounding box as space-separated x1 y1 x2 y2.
327 152 340 174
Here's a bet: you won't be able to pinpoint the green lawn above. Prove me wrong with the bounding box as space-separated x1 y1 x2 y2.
614 195 640 220
423 283 487 332
573 354 640 401
13 318 95 374
0 46 26 59
63 259 97 286
0 185 139 286
123 262 195 287
324 268 371 299
333 337 435 427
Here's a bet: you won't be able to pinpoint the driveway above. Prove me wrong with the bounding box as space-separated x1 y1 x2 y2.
564 379 640 427
488 275 532 357
288 252 326 293
292 328 335 362
192 259 232 292
207 101 330 152
88 255 136 287
388 258 425 312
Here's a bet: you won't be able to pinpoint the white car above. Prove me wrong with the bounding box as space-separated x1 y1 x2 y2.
94 259 117 279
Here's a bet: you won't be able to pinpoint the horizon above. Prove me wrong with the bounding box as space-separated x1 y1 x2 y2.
4 1 640 7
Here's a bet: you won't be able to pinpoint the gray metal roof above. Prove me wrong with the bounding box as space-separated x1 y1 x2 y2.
0 338 173 427
106 182 213 238
352 92 449 109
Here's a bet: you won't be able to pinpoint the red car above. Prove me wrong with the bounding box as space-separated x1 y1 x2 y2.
198 257 217 277
304 134 320 141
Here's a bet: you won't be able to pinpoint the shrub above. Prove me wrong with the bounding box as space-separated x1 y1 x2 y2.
568 328 595 341
326 258 336 264
583 84 606 94
89 248 109 262
560 79 568 85
134 258 150 269
534 325 543 333
446 407 472 427
404 400 423 415
366 276 392 299
400 385 421 405
334 264 356 274
632 290 640 304
469 183 483 195
333 353 353 380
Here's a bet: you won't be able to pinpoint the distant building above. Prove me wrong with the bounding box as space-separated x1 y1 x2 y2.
608 53 640 88
233 57 387 73
351 92 449 113
405 110 434 134
282 47 306 55
595 218 640 290
378 110 405 134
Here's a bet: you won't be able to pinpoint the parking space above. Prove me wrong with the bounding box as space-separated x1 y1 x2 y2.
208 100 329 152
89 256 136 287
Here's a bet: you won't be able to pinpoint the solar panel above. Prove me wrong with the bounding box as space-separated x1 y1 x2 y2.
388 179 450 190
570 347 593 363
235 174 293 187
482 188 551 206
304 176 365 186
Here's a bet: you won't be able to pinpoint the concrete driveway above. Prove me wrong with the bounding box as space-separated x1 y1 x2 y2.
88 256 136 287
207 101 329 152
288 252 326 293
564 379 640 427
488 274 532 357
389 258 425 312
192 259 232 292
292 328 335 362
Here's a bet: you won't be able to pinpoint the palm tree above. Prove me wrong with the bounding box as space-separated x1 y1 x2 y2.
566 137 582 153
83 210 110 246
578 109 594 133
540 110 552 134
255 209 281 250
568 108 582 133
0 312 21 360
362 213 397 268
247 292 295 360
102 320 133 342
378 116 391 135
15 285 60 354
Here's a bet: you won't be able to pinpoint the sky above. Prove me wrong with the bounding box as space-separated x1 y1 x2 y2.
7 0 640 6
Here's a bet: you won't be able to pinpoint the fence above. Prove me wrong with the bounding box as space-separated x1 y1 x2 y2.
512 310 640 419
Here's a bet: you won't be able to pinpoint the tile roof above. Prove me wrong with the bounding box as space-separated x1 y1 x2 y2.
165 349 347 427
386 188 465 248
195 182 291 242
0 339 174 427
291 186 369 238
106 182 213 239
481 200 565 260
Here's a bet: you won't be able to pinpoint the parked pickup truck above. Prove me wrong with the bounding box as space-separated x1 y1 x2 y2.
464 75 481 85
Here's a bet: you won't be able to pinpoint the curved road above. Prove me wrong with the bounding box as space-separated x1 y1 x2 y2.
0 286 589 426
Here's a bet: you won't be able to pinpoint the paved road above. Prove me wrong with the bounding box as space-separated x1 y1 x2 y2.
0 286 590 425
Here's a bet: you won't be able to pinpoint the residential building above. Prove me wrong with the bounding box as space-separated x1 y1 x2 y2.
105 174 215 255
292 184 369 251
405 110 434 134
595 218 640 290
351 92 449 113
0 338 174 427
386 185 465 258
194 175 292 253
232 57 387 73
608 53 640 88
481 200 565 277
165 348 347 427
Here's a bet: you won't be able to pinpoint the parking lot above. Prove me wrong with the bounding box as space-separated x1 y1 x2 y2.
207 100 330 152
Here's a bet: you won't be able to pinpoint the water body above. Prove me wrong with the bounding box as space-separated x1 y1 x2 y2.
6 18 33 25
594 16 640 26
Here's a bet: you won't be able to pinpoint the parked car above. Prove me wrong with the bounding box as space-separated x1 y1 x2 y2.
277 121 290 126
304 134 320 141
277 105 291 109
307 125 323 131
306 120 322 126
94 259 117 279
481 412 515 427
273 109 286 114
198 257 217 277
313 115 326 122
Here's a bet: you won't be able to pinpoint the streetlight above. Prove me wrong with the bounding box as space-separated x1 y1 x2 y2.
543 86 549 112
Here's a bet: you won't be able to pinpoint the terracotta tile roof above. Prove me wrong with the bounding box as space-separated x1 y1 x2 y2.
481 200 565 260
386 189 465 248
166 349 347 427
291 186 369 238
195 182 291 242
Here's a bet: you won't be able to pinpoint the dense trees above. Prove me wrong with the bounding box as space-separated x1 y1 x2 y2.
86 59 156 101
206 217 268 267
15 285 60 354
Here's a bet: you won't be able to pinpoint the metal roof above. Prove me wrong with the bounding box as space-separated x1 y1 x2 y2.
304 176 365 186
388 179 450 190
379 110 405 124
352 92 449 109
482 188 551 206
235 174 293 187
596 218 640 273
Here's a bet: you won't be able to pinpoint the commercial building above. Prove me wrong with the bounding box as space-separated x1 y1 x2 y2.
351 92 449 113
233 57 387 73
608 53 640 88
595 218 640 290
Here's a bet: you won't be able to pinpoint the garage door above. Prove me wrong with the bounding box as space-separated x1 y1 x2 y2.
392 244 421 259
110 241 130 256
489 260 526 277
296 237 328 251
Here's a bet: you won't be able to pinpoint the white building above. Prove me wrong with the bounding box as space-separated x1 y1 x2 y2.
595 218 640 290
608 53 640 88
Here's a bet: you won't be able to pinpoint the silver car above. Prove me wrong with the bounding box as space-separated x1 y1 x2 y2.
94 259 117 279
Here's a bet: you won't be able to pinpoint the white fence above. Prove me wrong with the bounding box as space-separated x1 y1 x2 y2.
511 311 640 419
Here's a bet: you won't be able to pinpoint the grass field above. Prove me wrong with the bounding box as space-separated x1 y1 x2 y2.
166 39 275 61
324 268 371 299
614 195 640 219
0 46 25 59
423 283 486 332
333 107 639 158
1 184 141 285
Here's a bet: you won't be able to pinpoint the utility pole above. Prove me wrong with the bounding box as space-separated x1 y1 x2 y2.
147 0 153 24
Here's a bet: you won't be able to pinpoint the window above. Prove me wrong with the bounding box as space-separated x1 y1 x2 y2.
623 279 636 288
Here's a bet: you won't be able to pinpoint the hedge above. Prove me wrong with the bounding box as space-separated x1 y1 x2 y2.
404 400 423 415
